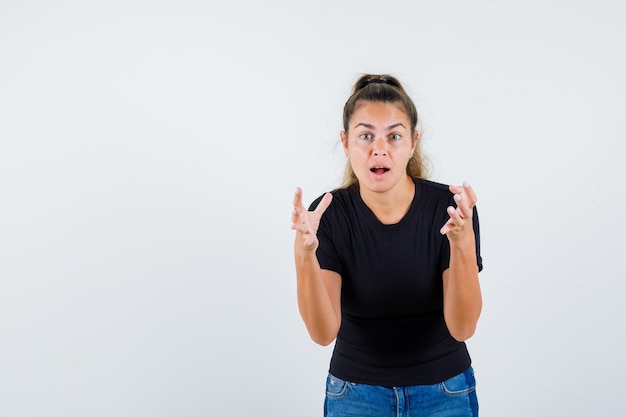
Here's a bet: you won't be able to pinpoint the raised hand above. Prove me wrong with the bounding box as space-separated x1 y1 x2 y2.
291 187 333 250
439 181 477 239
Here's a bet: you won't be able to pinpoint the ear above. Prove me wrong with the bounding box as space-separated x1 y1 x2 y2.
340 131 349 155
411 131 418 154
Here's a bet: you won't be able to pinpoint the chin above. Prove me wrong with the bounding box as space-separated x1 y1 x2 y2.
362 181 393 194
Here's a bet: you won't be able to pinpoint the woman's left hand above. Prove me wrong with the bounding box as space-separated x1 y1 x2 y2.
440 181 477 239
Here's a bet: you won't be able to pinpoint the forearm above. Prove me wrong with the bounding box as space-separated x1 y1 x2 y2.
295 246 341 346
443 239 482 342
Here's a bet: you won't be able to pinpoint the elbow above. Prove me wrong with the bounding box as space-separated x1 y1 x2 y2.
444 302 482 342
312 335 336 346
449 324 477 342
307 324 339 346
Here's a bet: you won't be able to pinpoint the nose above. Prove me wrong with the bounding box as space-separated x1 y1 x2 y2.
372 137 388 156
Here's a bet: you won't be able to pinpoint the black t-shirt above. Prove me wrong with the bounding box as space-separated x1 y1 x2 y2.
310 178 483 387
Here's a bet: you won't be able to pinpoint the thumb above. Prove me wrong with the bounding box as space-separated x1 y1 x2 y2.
314 192 333 215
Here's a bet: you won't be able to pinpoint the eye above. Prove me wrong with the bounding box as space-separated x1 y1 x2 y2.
358 133 373 141
389 133 401 141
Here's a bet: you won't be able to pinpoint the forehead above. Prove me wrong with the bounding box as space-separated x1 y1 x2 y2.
351 101 409 126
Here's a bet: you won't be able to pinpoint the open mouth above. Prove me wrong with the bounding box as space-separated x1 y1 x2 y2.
370 166 390 175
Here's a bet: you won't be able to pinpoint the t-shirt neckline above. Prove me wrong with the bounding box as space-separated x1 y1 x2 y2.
355 178 423 230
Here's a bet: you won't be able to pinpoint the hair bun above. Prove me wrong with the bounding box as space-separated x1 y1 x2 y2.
354 75 403 93
357 77 390 90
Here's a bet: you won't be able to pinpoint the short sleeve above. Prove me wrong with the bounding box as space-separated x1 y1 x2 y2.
309 194 343 275
440 205 483 273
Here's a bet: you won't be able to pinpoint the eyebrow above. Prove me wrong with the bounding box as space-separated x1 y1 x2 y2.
354 122 407 130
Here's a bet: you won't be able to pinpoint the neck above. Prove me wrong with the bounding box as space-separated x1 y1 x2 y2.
360 176 415 224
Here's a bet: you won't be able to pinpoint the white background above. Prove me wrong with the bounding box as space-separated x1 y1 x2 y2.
1 1 624 416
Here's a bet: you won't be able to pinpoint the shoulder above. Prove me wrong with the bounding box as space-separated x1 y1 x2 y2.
414 177 449 191
413 178 453 202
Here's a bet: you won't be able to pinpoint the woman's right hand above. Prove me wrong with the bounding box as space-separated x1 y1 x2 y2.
291 187 333 251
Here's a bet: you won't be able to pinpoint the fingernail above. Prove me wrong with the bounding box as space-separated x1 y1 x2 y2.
454 194 461 202
463 181 470 188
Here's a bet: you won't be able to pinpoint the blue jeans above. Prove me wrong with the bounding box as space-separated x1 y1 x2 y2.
324 367 478 417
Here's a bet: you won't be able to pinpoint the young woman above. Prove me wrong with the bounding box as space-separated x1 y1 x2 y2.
291 74 483 417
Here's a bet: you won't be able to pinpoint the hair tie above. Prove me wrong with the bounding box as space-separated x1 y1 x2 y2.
357 78 394 91
363 78 388 86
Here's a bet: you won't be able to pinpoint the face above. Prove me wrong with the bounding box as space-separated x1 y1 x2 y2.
341 101 417 195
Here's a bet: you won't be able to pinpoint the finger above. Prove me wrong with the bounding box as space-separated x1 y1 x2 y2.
448 206 465 227
462 181 477 207
292 220 313 237
293 187 304 209
453 194 472 220
298 218 317 247
293 223 314 246
314 192 333 216
451 182 475 205
291 207 297 224
291 206 305 225
291 207 310 231
450 182 477 205
449 184 464 195
440 218 453 235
